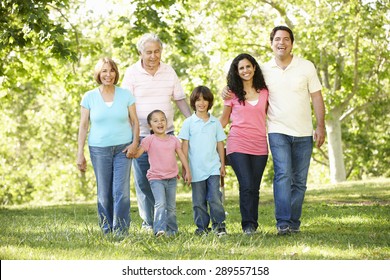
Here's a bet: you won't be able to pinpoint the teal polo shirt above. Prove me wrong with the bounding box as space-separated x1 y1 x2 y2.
178 113 226 182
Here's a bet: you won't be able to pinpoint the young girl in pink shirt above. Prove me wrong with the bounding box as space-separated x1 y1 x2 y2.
131 110 191 237
220 53 269 235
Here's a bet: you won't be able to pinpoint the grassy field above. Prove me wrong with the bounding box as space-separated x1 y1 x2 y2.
0 178 389 260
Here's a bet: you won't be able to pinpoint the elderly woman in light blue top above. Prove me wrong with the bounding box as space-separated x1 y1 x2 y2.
77 57 140 237
179 86 227 237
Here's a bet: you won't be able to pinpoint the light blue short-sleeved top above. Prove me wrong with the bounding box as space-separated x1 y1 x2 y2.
81 86 135 147
178 113 226 182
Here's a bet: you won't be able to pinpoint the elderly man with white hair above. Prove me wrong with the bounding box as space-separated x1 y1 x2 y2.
122 33 191 233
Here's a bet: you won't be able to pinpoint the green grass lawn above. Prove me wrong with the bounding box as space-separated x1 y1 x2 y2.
0 178 389 260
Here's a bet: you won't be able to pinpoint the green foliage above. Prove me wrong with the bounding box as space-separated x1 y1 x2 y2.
1 179 389 259
0 0 389 204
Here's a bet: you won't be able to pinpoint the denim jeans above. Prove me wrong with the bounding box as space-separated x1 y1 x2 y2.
227 152 268 231
268 133 313 229
150 178 178 235
89 143 132 235
133 150 155 228
191 175 226 231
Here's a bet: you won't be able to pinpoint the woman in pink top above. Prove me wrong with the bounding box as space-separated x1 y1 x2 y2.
131 110 191 237
220 53 269 235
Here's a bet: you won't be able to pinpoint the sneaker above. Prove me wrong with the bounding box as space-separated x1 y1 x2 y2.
155 230 165 237
277 225 290 235
194 228 208 236
243 227 256 235
215 228 227 237
290 227 300 234
141 225 153 233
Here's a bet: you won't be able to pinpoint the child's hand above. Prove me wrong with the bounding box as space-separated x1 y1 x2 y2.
220 165 226 177
184 173 191 185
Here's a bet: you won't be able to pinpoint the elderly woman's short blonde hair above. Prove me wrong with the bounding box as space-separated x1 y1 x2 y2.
93 57 120 85
136 33 163 54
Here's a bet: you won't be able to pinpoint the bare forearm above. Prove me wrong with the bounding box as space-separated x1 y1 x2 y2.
176 99 192 118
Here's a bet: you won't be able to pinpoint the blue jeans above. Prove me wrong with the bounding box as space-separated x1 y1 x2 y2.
268 133 313 229
227 152 268 231
150 178 178 235
133 150 154 228
191 175 226 231
89 143 132 235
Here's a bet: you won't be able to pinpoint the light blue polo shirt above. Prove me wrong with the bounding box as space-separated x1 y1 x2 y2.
81 86 135 147
178 113 226 182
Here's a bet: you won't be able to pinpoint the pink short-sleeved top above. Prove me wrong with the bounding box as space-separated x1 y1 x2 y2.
140 134 181 181
224 89 269 155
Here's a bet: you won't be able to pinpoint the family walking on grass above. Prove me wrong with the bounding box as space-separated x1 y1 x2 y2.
76 26 325 238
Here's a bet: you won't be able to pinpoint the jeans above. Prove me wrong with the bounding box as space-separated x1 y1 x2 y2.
150 178 178 235
191 175 226 231
268 133 313 229
89 143 132 235
227 152 268 231
133 150 155 228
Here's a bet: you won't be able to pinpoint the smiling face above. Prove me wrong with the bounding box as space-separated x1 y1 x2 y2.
148 111 167 136
140 41 162 71
194 94 210 114
271 30 293 60
237 58 255 82
99 63 117 86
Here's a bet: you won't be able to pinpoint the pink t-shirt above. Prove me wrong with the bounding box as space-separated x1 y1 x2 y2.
140 134 181 181
224 89 269 155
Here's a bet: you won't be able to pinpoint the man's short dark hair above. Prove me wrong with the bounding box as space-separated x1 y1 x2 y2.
270 26 294 43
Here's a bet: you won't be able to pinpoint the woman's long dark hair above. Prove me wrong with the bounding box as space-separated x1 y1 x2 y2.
227 53 267 104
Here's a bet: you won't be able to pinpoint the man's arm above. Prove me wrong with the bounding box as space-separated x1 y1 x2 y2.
311 90 326 148
175 99 192 118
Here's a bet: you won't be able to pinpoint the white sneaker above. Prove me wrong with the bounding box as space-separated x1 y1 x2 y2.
155 231 165 237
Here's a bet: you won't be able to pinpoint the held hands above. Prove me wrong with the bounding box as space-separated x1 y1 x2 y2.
123 142 138 158
181 166 192 185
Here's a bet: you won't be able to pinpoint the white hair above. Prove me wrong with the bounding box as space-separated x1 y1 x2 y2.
136 33 163 54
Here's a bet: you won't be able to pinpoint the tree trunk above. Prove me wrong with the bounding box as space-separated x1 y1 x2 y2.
326 112 347 183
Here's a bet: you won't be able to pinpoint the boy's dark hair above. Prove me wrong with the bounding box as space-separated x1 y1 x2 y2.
190 86 214 111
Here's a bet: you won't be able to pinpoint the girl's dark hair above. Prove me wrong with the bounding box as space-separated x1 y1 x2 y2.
190 86 214 111
227 53 267 104
146 109 166 134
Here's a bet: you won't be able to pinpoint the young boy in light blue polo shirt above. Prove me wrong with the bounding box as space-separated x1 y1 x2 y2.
179 86 227 236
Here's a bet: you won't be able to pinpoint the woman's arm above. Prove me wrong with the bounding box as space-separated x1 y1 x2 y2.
76 107 90 172
219 105 232 128
123 104 140 157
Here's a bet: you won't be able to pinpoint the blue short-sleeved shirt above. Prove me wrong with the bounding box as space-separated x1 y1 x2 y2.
178 113 226 182
81 86 135 147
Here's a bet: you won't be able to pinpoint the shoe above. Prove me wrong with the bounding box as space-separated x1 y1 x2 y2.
155 230 165 237
141 225 153 233
194 228 209 236
215 228 227 237
243 227 256 235
290 227 300 234
277 225 290 235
